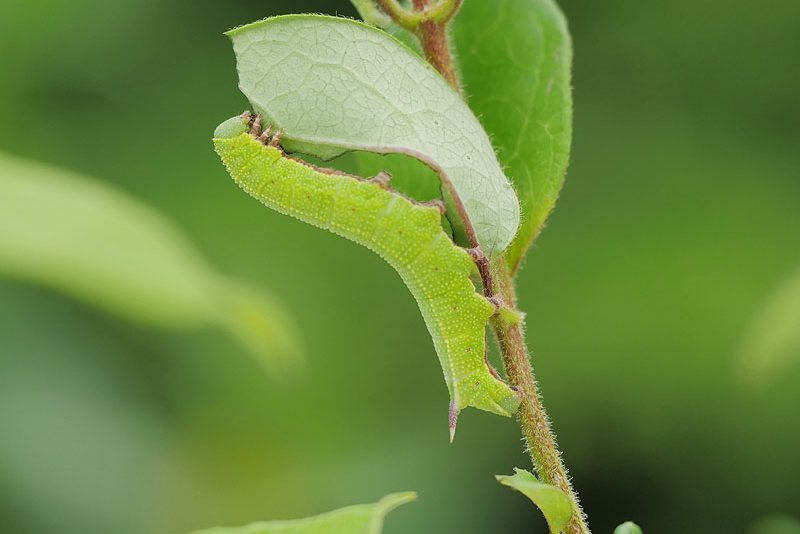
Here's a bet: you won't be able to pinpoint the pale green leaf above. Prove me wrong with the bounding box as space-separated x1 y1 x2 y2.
0 151 301 372
226 15 520 256
737 267 800 386
496 468 572 533
343 6 455 210
748 515 800 534
614 521 644 534
189 492 415 534
454 0 573 270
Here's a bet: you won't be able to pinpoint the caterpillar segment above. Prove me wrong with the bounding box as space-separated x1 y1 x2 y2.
213 113 521 439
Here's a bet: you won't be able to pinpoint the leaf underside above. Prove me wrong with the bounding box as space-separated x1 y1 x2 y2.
226 14 520 256
353 0 574 269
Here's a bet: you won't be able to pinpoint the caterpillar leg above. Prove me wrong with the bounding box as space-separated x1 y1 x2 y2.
416 198 446 215
245 113 284 150
270 128 283 148
257 124 272 143
465 246 486 263
486 296 504 312
369 171 392 189
249 114 262 136
240 110 255 126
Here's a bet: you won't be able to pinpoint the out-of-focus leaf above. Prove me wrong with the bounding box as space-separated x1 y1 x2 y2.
0 319 164 534
454 0 573 271
496 468 572 533
226 15 520 256
748 515 800 534
189 492 415 534
0 151 301 372
614 521 644 534
737 267 800 386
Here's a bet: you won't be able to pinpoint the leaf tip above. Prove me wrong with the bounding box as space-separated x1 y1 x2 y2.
496 468 573 533
375 491 418 518
381 491 418 506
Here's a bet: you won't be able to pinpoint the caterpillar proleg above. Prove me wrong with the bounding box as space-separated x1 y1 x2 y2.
213 114 520 439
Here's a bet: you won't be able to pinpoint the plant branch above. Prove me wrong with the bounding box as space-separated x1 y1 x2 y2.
374 1 588 530
490 258 590 534
416 18 460 91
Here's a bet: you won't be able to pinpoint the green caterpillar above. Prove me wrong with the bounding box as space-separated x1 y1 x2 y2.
213 114 520 438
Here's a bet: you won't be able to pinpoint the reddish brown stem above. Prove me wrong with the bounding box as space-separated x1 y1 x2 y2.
417 19 460 92
412 0 461 92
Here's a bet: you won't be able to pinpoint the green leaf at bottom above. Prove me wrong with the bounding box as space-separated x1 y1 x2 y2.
189 492 416 534
614 521 644 534
496 468 572 533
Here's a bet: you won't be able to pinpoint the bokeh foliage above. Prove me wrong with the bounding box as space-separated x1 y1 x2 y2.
0 0 798 533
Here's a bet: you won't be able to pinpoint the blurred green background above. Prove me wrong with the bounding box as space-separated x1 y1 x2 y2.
1 0 798 533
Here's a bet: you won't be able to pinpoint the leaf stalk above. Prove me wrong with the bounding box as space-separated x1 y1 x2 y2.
490 258 591 534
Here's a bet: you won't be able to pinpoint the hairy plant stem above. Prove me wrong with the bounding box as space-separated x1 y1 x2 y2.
377 1 589 530
413 0 461 92
490 258 590 534
417 18 460 91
